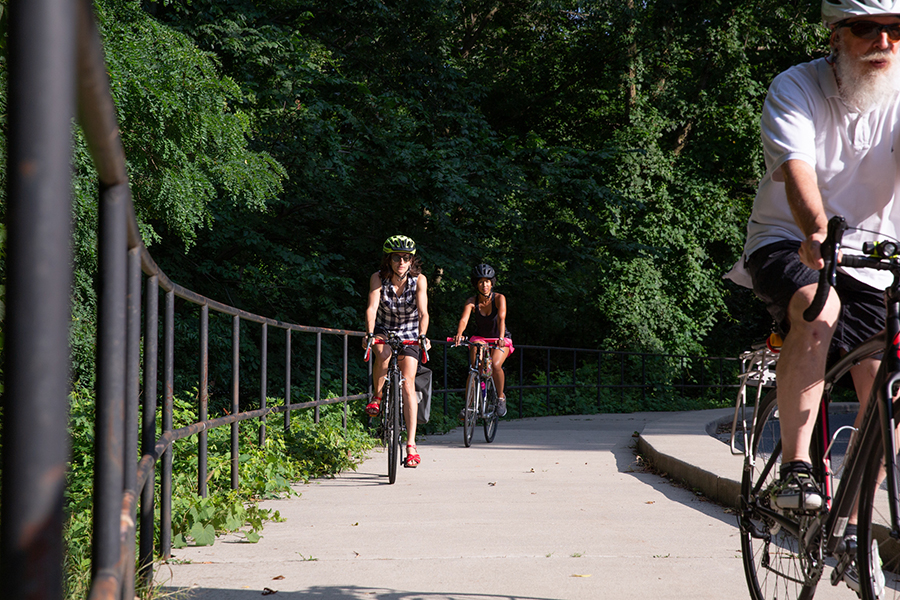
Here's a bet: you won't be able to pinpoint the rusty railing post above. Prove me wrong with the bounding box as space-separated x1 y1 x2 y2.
139 275 159 584
1 0 76 596
199 304 209 498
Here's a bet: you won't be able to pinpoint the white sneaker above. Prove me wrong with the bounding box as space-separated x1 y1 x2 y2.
497 397 507 417
773 470 823 511
868 537 886 598
838 535 884 598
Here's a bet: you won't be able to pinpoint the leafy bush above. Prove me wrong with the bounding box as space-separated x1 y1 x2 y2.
62 388 376 598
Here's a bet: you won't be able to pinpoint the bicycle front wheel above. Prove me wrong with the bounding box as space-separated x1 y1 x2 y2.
483 377 499 443
856 375 900 599
386 373 401 484
739 387 819 600
463 373 477 447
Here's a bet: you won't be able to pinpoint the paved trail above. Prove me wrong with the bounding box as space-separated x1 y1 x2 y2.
155 413 852 600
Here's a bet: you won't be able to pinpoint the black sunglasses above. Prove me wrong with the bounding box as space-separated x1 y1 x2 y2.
837 20 900 41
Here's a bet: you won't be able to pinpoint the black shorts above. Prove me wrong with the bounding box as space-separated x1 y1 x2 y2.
746 240 885 356
373 327 421 359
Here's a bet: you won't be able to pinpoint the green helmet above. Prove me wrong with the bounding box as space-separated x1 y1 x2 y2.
383 235 417 254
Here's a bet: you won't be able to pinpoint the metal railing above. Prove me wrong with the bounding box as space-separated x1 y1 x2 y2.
2 2 373 599
428 341 740 420
0 3 742 599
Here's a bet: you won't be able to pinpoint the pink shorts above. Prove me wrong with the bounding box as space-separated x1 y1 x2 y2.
469 336 514 355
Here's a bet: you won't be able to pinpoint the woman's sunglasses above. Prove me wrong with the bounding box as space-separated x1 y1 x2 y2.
837 20 900 42
391 253 412 263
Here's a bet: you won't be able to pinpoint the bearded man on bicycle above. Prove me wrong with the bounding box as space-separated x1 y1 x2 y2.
730 0 900 558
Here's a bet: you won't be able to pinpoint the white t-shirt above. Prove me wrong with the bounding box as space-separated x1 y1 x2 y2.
741 56 900 289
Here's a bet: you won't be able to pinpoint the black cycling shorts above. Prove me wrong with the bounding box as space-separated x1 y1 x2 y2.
746 240 884 356
373 327 421 360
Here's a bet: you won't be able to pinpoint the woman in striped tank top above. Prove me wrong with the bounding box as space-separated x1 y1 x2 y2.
363 235 430 468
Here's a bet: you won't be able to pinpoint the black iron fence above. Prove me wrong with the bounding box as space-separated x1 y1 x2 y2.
0 2 742 599
1 3 375 599
427 342 740 421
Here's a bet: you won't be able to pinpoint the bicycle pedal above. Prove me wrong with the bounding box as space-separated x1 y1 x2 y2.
830 552 852 587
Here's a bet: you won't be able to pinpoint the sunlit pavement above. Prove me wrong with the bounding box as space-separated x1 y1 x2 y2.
156 410 855 600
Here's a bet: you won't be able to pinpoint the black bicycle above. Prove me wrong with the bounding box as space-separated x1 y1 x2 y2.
365 333 427 484
737 215 900 600
448 336 504 447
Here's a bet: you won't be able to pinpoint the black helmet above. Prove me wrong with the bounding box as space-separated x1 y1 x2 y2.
471 263 496 286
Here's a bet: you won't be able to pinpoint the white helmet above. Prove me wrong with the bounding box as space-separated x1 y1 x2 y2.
822 0 900 24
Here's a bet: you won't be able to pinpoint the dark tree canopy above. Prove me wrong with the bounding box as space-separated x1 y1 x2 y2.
0 0 833 389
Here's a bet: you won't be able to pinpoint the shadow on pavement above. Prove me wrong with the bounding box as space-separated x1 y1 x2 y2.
615 432 740 529
160 586 564 600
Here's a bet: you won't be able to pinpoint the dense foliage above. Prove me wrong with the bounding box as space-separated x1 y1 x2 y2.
141 0 828 362
0 0 833 391
0 1 837 596
64 390 375 598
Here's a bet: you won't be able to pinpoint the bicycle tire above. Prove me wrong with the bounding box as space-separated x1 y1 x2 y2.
387 372 401 484
740 333 884 600
463 373 477 447
739 386 820 600
855 362 900 599
483 377 499 443
857 432 896 600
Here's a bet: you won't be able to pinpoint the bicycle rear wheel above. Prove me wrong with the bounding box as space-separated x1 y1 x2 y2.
386 373 401 484
739 387 821 600
483 377 499 443
463 373 477 447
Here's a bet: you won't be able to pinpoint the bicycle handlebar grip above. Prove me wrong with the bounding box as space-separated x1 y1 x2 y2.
803 215 847 322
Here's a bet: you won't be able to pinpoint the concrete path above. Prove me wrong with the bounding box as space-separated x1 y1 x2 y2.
155 409 854 600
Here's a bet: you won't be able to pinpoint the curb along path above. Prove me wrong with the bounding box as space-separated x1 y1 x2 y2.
157 410 849 600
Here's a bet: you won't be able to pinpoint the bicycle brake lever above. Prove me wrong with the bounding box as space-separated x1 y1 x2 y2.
803 215 847 322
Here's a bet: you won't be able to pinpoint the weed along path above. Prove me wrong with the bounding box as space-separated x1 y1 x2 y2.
155 413 847 600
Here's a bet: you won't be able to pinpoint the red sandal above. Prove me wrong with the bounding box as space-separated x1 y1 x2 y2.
405 444 421 468
365 397 381 416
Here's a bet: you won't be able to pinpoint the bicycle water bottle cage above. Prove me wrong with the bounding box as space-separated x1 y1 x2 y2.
482 359 492 378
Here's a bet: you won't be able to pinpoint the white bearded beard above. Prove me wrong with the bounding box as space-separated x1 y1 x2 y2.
834 35 900 112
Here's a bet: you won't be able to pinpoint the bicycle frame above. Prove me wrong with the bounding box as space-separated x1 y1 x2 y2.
742 215 900 563
740 318 898 561
449 336 504 446
449 336 505 400
820 226 900 557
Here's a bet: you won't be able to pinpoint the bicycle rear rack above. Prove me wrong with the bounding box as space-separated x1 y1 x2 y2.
730 341 779 456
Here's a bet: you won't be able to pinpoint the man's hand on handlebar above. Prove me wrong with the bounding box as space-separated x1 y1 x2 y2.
799 231 828 271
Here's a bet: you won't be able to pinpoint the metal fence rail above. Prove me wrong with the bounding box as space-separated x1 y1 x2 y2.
2 2 374 599
0 3 743 600
428 342 740 420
